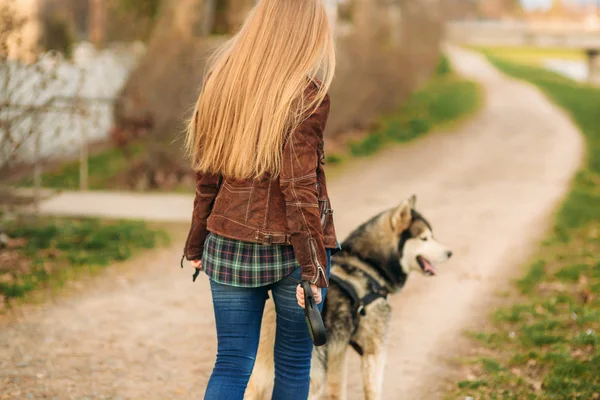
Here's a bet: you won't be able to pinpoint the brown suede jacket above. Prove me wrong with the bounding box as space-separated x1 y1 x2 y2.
183 89 337 288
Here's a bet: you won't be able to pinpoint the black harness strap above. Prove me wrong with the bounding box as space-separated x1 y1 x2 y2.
329 274 361 334
329 271 389 356
329 275 360 309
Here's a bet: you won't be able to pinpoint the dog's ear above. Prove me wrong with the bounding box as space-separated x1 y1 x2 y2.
391 199 412 233
409 194 417 209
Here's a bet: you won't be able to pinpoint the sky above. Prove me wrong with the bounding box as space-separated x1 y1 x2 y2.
521 0 600 11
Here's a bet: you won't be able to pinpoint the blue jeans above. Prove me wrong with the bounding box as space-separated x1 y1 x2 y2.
204 250 331 400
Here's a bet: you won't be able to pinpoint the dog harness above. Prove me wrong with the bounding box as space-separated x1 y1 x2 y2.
328 271 389 356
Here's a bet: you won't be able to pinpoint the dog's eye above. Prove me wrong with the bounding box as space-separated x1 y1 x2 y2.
421 237 428 241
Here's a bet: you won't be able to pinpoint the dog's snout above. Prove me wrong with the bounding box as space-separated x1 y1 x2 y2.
446 250 453 258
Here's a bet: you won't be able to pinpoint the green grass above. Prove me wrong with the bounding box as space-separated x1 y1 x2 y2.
329 54 481 161
19 144 144 190
436 53 452 76
449 48 600 400
470 46 585 67
0 216 168 301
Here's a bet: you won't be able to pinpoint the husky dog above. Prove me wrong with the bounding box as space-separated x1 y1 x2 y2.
245 195 452 400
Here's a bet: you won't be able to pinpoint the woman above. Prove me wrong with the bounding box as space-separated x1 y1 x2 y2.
182 0 337 398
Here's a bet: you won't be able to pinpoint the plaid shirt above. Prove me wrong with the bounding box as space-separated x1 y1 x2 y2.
202 232 300 287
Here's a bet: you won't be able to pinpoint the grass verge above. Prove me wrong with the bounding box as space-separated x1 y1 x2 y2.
326 54 481 164
449 48 600 400
0 216 169 302
18 144 144 190
469 46 585 67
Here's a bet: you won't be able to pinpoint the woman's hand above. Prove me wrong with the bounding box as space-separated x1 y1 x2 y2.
191 259 203 270
296 283 322 308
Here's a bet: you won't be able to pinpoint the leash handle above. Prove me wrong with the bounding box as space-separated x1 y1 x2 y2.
301 281 327 347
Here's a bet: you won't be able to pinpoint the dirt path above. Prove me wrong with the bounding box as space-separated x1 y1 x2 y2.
1 47 584 399
37 191 194 222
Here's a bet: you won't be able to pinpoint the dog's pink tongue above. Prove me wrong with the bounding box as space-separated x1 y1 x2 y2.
422 259 437 276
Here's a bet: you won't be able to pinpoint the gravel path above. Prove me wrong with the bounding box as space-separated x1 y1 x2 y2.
0 47 584 399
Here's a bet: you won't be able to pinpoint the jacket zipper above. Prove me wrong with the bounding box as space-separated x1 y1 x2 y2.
309 238 328 287
313 181 329 285
320 199 328 228
316 182 328 229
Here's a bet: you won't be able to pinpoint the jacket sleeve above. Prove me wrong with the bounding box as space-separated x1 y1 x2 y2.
184 171 221 260
279 94 330 288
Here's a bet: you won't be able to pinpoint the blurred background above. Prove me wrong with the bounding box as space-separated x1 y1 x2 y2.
2 0 600 197
1 0 600 399
1 0 599 196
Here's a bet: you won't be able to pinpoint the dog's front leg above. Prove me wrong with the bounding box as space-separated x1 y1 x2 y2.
360 346 387 400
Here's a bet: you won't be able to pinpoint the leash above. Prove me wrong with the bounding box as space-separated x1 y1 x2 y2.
181 254 202 282
301 280 327 347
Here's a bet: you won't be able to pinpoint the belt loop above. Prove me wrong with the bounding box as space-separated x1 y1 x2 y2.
262 234 272 245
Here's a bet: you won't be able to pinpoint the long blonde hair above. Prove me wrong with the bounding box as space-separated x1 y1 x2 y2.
185 0 336 180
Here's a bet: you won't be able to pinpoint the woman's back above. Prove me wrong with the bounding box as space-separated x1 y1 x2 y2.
182 1 337 398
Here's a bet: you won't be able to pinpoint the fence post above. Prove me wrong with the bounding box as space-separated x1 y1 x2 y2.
587 49 600 86
33 129 41 213
80 127 88 191
89 0 107 49
203 0 216 36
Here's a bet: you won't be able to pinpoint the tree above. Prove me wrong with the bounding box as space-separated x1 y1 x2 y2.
0 1 54 203
441 0 479 19
89 0 107 48
117 0 161 20
477 0 522 18
1 0 87 206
